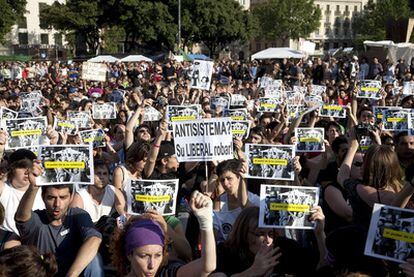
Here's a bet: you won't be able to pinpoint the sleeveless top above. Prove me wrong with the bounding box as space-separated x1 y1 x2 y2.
117 165 138 189
0 183 45 235
321 182 351 234
77 185 116 223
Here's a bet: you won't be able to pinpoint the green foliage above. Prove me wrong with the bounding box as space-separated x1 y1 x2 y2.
252 0 321 41
353 0 414 47
0 0 26 43
101 26 125 54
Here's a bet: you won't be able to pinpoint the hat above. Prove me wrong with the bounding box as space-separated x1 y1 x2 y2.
8 149 37 164
156 141 175 161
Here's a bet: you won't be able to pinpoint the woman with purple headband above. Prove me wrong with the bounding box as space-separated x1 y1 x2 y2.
111 191 216 277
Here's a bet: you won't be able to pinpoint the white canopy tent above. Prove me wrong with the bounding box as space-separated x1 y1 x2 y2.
251 47 305 60
120 55 153 62
363 40 414 63
87 55 119 63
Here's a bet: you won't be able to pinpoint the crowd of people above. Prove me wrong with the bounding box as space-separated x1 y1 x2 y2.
0 53 413 277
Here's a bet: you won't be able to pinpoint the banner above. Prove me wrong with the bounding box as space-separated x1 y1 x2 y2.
319 105 346 118
358 80 382 99
82 62 107 82
5 116 48 150
126 179 179 216
259 185 319 229
172 118 233 162
79 129 106 148
365 203 414 263
190 60 213 90
37 144 94 186
92 102 117 120
231 120 250 140
295 128 325 152
245 144 295 181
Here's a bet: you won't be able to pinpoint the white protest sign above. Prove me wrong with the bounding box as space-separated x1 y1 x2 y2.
82 62 107 82
190 60 213 90
172 118 233 162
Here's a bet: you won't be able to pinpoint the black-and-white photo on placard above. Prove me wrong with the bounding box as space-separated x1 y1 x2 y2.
230 94 247 107
5 116 48 150
293 86 307 95
143 106 162 122
259 185 319 229
126 179 179 216
0 107 18 120
211 95 230 111
287 105 307 122
381 108 410 131
92 102 117 120
373 106 389 123
20 91 43 116
286 91 305 105
257 97 281 112
53 117 78 135
224 108 249 121
358 80 382 99
167 104 201 123
309 85 326 96
67 111 94 129
403 82 414 95
319 105 346 118
37 144 94 186
190 60 213 90
246 143 295 181
231 120 250 140
365 203 414 263
304 95 324 108
295 128 325 152
79 129 106 148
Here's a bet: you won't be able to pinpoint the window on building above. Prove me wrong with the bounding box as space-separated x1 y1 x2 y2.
41 33 49 45
324 42 330 50
315 43 320 50
39 3 49 29
345 5 349 11
334 28 340 36
54 33 62 46
343 42 348 48
18 33 28 45
17 16 27 29
354 6 358 11
333 42 339 48
343 18 351 37
336 5 340 11
325 28 330 35
327 5 330 11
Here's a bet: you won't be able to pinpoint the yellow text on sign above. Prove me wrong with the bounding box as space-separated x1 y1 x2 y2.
261 103 276 109
252 158 288 166
231 116 244 120
299 138 320 143
387 117 407 123
383 228 414 243
361 87 379 92
171 116 196 121
84 137 103 143
58 122 75 129
135 194 171 202
270 203 310 212
232 130 246 135
11 129 42 137
44 161 85 169
322 105 342 111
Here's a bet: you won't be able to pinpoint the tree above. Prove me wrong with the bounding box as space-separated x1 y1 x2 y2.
353 0 414 47
40 0 107 56
0 0 26 43
252 0 321 43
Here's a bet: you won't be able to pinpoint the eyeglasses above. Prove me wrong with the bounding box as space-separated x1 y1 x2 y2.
353 161 363 167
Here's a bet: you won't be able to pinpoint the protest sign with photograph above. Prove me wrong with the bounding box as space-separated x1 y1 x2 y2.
381 108 410 131
293 86 307 95
264 86 284 99
20 91 43 116
365 203 414 263
230 94 247 107
81 62 107 82
231 120 250 140
259 185 319 229
286 91 305 105
223 108 249 121
287 105 307 122
259 77 282 89
126 179 179 216
79 129 106 148
402 82 414 95
319 105 346 118
304 95 324 108
245 144 295 181
257 97 281 112
295 128 325 152
37 144 94 185
409 110 414 136
309 85 326 96
358 80 382 99
67 111 94 129
167 105 201 123
172 118 233 162
0 107 18 120
92 102 117 120
190 60 213 90
5 116 47 150
53 117 78 135
373 106 389 123
211 95 230 111
143 105 163 122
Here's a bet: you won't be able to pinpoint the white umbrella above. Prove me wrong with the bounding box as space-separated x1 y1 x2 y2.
88 55 119 63
251 47 305 60
120 55 153 62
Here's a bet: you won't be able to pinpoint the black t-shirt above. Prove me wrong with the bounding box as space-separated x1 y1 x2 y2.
321 182 350 234
163 66 176 79
16 208 102 276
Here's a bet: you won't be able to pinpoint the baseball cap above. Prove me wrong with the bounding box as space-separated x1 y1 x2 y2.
156 141 175 161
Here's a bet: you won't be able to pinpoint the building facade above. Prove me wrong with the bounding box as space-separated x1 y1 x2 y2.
0 0 67 59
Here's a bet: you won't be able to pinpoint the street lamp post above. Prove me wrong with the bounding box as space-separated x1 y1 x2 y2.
178 0 181 54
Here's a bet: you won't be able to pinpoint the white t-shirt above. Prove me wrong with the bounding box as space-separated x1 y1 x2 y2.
0 183 45 235
213 191 260 243
77 185 115 223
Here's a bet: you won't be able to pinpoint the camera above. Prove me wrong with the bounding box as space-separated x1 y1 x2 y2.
355 123 378 137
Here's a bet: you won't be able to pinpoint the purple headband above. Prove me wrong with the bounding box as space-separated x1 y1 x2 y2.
124 219 165 256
